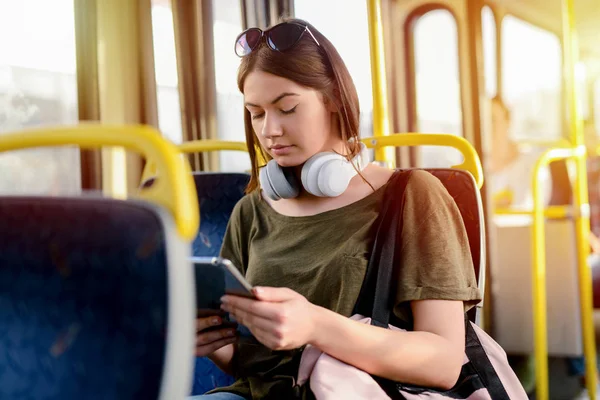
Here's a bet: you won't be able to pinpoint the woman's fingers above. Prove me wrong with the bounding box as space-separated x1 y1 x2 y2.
196 327 237 345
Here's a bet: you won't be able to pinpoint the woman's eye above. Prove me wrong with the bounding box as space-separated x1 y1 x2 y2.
251 113 264 120
281 105 298 115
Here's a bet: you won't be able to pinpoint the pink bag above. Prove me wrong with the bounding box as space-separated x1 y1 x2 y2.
296 171 528 400
297 315 528 400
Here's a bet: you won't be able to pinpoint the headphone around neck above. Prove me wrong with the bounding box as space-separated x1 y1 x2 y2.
259 142 371 201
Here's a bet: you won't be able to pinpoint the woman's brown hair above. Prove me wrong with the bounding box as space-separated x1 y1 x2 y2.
237 18 362 193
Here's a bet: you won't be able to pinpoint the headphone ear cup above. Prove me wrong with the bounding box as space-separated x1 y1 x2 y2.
301 152 343 197
261 160 300 200
279 167 301 198
259 164 280 200
318 158 355 197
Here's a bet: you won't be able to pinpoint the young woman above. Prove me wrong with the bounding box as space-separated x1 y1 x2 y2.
190 19 481 400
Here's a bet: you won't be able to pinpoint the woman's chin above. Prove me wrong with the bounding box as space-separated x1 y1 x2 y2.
271 155 305 168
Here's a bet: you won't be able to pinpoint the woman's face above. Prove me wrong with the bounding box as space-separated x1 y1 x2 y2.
243 70 342 167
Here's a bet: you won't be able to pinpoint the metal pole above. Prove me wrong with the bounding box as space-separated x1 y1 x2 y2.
366 0 392 164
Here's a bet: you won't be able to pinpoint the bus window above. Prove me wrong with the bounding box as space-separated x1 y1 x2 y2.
212 0 249 172
295 0 374 139
481 6 497 157
413 9 463 168
0 0 80 195
575 62 589 121
151 0 183 144
595 79 600 136
482 6 497 99
502 15 561 141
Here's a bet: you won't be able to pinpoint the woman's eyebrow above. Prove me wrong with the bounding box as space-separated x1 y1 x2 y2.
245 92 299 108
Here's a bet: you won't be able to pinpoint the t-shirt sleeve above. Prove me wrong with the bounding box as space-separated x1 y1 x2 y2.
219 197 250 275
393 170 482 322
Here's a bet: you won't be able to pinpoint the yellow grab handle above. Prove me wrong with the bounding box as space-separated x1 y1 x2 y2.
178 140 248 153
362 133 484 188
0 124 199 241
141 140 249 183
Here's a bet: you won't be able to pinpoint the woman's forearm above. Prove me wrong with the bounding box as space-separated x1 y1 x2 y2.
208 344 236 376
309 306 463 390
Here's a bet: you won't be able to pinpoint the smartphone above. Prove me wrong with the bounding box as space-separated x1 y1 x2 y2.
191 256 255 337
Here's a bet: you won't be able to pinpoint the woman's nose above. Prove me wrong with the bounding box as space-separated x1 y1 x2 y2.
261 113 283 138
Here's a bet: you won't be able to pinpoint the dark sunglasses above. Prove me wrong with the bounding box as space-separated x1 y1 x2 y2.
234 21 320 57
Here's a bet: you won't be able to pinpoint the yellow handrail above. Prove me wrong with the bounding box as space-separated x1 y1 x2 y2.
528 146 587 400
179 140 248 153
493 144 596 400
494 206 572 219
362 133 483 188
141 140 249 183
367 0 393 165
560 0 597 398
0 124 199 241
516 138 572 148
144 135 481 190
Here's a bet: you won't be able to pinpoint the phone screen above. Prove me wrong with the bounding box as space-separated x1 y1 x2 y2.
192 257 255 338
194 259 227 312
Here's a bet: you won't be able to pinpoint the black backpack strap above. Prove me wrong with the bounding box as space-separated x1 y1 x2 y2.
353 169 414 327
463 315 511 400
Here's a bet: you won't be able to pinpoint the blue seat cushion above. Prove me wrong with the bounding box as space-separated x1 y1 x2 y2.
0 197 168 400
191 173 250 257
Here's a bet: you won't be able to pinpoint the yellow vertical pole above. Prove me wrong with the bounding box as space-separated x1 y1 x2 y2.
97 0 131 198
366 0 393 165
562 0 598 399
96 0 157 198
532 154 550 400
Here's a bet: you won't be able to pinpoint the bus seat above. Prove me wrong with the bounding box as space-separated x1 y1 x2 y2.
141 172 250 258
142 172 249 394
0 196 195 400
187 172 249 395
190 172 250 257
416 168 486 324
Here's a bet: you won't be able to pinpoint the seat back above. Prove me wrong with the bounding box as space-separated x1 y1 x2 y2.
0 125 198 400
142 172 250 395
0 196 194 400
187 172 249 394
417 168 486 324
191 172 250 257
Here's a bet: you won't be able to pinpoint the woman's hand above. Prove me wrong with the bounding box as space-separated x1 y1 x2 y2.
195 314 238 357
220 287 318 351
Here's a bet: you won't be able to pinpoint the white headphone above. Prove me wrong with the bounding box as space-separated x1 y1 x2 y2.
259 142 371 201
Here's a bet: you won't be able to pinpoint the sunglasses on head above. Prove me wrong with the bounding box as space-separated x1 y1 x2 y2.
234 21 320 57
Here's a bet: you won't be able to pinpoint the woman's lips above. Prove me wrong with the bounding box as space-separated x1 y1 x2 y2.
270 145 293 156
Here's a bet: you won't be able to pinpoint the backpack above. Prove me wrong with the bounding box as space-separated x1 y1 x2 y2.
297 170 528 400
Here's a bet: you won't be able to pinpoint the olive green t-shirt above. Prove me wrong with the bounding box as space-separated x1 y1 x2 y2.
210 169 482 399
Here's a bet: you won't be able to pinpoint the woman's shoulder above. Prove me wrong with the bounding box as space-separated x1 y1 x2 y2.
365 167 451 207
229 190 261 222
387 169 461 223
395 169 453 202
361 163 394 191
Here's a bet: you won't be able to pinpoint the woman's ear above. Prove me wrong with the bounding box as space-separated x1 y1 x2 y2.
323 93 339 113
